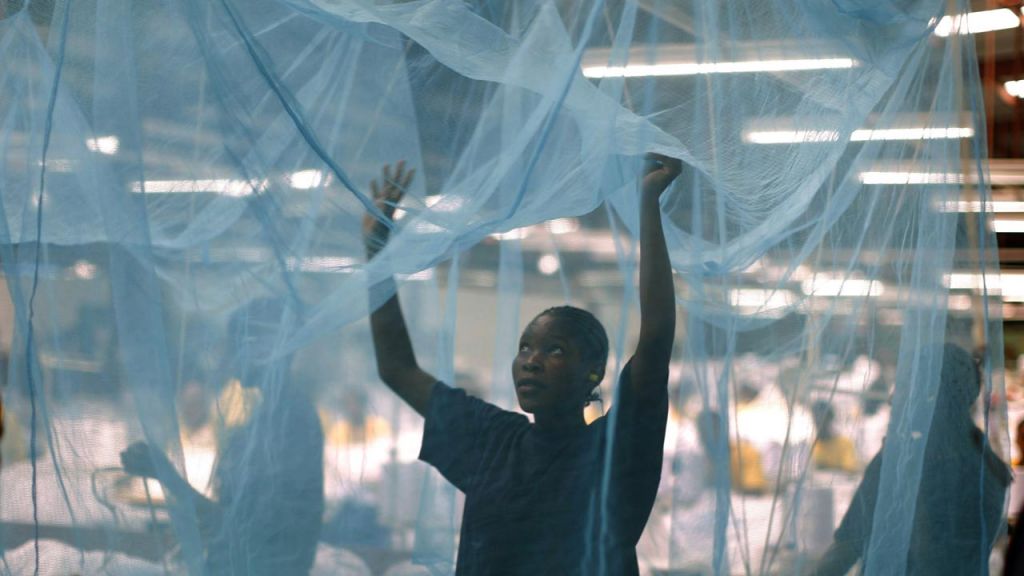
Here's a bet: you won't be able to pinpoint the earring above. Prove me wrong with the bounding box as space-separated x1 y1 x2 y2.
589 373 600 382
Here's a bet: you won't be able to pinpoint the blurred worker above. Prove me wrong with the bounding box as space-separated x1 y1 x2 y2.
810 400 858 473
697 410 768 495
122 298 324 575
809 345 1010 576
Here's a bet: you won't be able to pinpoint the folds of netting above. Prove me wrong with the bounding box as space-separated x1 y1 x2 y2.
0 0 1008 574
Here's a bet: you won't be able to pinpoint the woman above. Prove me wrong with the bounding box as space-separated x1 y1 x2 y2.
363 155 681 574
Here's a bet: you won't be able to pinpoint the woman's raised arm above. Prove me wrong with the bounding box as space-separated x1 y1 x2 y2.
363 162 437 416
628 154 682 397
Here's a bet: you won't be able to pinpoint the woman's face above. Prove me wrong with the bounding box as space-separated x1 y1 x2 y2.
511 314 592 414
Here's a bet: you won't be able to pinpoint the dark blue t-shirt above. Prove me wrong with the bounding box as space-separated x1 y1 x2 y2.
419 361 667 575
833 424 1009 575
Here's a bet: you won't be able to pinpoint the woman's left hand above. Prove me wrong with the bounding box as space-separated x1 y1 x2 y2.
642 153 683 197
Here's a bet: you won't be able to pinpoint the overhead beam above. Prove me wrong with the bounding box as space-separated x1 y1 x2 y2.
636 0 696 36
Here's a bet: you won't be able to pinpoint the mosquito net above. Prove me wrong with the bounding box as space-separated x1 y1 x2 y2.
0 0 1011 574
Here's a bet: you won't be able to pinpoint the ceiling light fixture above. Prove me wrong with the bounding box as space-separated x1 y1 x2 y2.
537 254 560 275
744 126 973 144
131 179 263 197
859 172 964 185
991 220 1024 233
1005 79 1024 99
85 136 120 155
932 8 1020 37
582 57 856 78
937 201 1024 213
801 274 884 297
289 170 324 190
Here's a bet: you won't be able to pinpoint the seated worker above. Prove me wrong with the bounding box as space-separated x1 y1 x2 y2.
362 156 682 574
810 400 858 473
321 387 391 447
697 410 768 495
808 344 1010 576
121 298 324 575
856 375 891 463
1002 420 1024 575
1014 418 1024 467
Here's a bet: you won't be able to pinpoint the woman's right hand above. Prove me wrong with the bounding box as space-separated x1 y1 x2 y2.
363 161 415 258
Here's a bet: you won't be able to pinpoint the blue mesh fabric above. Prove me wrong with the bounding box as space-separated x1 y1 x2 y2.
0 1 1009 574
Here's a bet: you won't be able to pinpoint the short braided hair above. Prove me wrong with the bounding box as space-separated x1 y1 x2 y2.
536 304 609 375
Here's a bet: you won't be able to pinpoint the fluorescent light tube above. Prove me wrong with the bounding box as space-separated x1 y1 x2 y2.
933 8 1020 37
582 57 856 78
